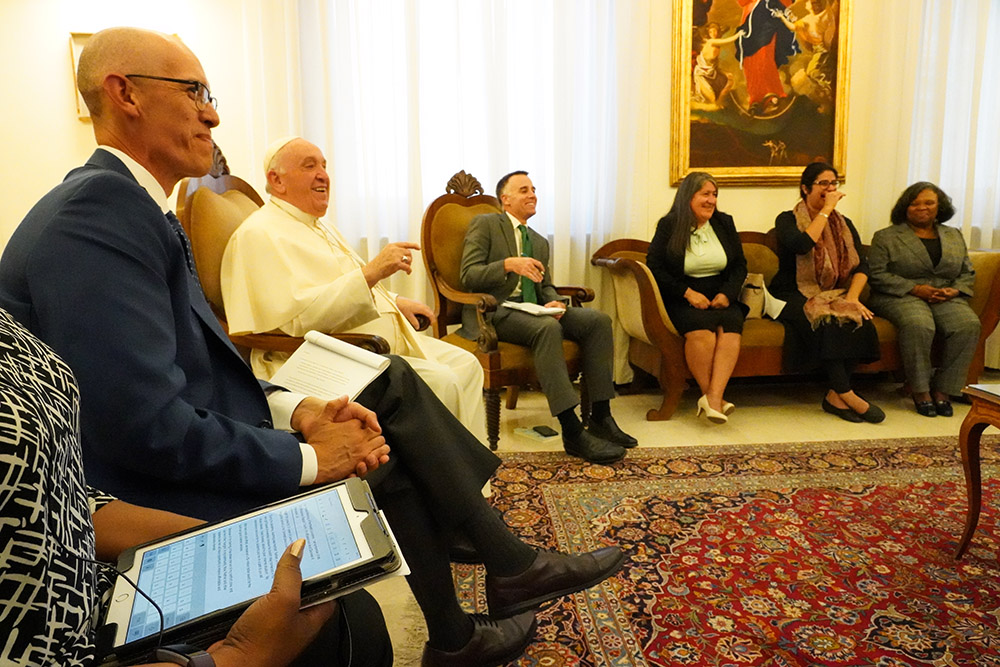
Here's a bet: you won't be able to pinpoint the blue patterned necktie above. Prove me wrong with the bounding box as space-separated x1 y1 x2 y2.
518 224 537 304
166 211 203 290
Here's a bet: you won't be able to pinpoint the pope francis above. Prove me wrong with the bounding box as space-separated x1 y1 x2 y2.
221 137 487 444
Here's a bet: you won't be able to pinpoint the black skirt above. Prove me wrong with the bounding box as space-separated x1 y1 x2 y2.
777 292 880 371
664 274 748 335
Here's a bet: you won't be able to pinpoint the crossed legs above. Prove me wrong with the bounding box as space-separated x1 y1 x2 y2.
355 357 624 662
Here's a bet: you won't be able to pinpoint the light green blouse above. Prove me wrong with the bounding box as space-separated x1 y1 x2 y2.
684 222 727 277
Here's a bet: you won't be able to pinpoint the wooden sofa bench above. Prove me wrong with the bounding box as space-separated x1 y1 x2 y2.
592 230 1000 421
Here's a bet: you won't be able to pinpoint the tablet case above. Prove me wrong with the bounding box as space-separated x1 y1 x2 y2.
98 478 401 663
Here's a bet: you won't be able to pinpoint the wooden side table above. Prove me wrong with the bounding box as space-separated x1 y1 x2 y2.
955 384 1000 559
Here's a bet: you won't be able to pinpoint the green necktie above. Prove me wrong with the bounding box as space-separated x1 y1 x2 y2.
518 224 537 304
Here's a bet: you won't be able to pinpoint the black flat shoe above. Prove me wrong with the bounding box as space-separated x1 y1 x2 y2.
858 402 886 423
852 393 886 424
913 398 937 417
934 399 953 417
822 397 862 423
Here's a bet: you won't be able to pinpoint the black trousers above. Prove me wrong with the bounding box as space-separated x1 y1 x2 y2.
355 356 500 531
290 589 393 667
354 356 503 636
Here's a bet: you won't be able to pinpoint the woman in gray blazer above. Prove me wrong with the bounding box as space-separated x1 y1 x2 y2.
868 182 980 417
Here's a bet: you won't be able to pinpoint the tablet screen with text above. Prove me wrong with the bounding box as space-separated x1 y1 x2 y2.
115 484 368 644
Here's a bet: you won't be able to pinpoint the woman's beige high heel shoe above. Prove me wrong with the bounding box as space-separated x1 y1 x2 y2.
697 395 728 424
722 401 735 415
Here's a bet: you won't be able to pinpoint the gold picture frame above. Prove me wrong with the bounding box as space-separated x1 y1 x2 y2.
70 32 92 120
670 0 851 186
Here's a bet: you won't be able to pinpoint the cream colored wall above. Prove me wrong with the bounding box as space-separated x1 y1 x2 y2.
0 0 922 248
0 0 301 246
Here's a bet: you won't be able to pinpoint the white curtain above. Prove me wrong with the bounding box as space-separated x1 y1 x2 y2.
909 0 1000 250
908 0 1000 367
294 0 649 319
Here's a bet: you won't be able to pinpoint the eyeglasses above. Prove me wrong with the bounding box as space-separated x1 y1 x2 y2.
812 179 839 189
125 74 218 111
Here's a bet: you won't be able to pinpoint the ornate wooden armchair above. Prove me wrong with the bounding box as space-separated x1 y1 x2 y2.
420 171 594 450
175 174 388 358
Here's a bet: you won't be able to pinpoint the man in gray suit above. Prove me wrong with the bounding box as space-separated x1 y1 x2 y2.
460 171 636 463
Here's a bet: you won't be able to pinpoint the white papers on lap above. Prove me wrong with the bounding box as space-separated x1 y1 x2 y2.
269 330 389 400
503 301 565 316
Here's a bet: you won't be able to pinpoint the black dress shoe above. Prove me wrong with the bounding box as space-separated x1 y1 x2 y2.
587 415 638 448
913 398 937 417
421 610 537 667
485 546 626 619
934 399 954 417
822 397 862 423
563 430 625 464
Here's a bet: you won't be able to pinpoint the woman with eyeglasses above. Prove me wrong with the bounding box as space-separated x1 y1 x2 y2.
769 162 884 423
866 183 980 417
647 171 748 424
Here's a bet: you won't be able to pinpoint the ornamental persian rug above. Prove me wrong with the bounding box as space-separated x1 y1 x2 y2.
454 435 1000 666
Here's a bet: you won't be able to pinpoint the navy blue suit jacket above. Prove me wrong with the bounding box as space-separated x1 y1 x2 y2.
0 150 302 519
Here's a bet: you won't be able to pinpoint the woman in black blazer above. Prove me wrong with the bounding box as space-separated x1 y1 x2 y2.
647 172 748 423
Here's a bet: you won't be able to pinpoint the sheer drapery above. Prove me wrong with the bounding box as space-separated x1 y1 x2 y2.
909 0 1000 250
909 0 1000 366
294 0 649 310
293 0 652 379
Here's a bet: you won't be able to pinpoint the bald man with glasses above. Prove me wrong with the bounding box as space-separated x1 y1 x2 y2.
0 27 625 666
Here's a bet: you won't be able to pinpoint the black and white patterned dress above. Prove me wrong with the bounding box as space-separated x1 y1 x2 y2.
0 308 113 665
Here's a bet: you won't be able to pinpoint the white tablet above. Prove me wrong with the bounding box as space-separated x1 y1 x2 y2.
101 478 402 659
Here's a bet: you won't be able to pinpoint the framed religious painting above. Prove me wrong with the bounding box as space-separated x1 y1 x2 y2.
670 0 851 186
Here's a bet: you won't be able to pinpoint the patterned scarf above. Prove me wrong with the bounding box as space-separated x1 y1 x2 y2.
793 200 865 329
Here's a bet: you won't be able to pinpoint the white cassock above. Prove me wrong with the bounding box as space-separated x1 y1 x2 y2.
221 197 487 445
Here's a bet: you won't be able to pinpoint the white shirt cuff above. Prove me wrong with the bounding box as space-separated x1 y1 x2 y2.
298 443 318 486
266 390 317 486
267 390 308 431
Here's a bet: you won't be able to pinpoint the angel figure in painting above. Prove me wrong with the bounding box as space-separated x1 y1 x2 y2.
771 0 839 105
692 22 744 111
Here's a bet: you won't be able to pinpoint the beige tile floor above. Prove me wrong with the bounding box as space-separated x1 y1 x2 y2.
369 371 1000 664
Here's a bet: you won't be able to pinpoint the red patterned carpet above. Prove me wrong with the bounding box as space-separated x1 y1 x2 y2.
453 435 1000 666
